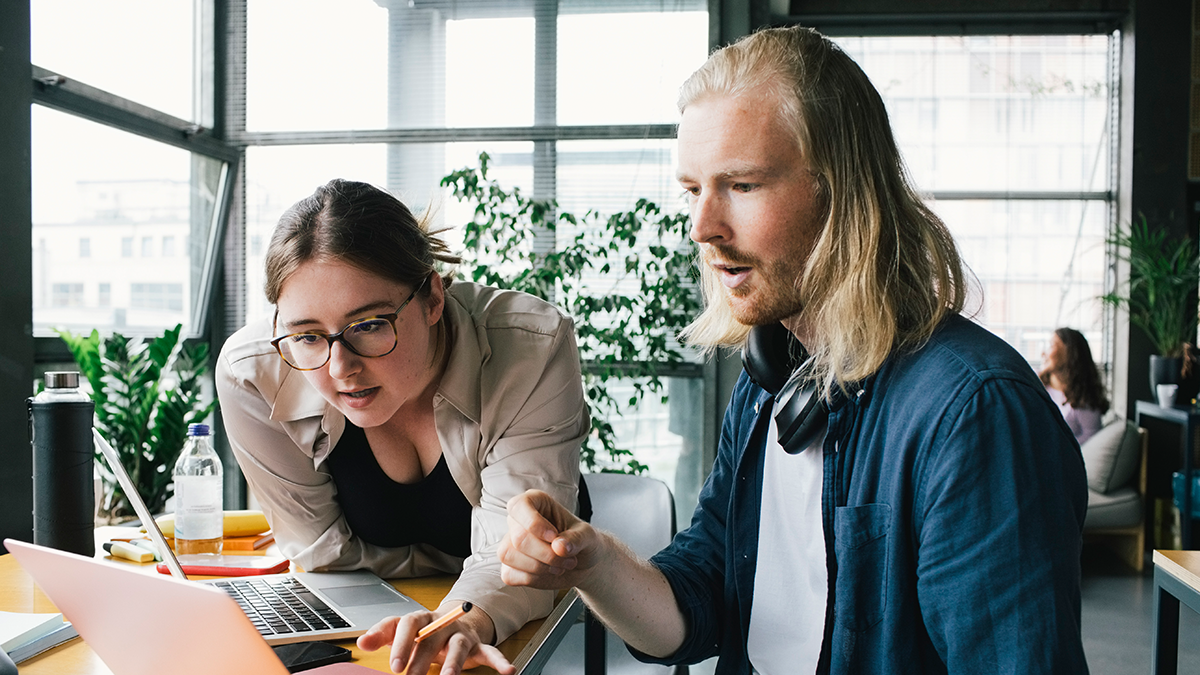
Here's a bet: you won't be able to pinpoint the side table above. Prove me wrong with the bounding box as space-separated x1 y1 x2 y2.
1135 401 1198 549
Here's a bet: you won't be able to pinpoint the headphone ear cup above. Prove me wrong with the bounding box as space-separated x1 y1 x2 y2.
776 382 829 454
742 323 804 394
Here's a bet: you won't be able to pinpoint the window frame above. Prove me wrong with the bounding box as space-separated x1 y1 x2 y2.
29 56 237 359
23 0 1131 497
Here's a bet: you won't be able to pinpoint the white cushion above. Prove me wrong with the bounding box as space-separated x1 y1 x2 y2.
1081 420 1140 494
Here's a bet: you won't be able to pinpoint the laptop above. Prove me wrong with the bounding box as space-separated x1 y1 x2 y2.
90 428 425 646
4 538 573 675
5 538 293 675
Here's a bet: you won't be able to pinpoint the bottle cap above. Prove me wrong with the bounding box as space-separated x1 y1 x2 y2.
187 423 211 436
43 371 80 389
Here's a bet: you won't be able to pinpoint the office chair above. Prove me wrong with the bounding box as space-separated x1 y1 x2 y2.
540 472 684 675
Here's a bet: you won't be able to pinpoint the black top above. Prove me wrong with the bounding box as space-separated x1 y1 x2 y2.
326 420 473 558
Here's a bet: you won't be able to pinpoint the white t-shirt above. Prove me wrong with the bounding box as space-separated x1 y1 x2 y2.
746 387 828 675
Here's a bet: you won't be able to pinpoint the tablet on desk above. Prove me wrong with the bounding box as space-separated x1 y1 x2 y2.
157 554 291 576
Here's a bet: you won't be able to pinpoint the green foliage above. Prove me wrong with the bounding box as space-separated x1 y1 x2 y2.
441 152 703 473
1101 214 1200 358
57 324 216 519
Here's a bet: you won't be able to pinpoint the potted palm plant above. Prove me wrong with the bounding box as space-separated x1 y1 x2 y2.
56 324 216 522
1101 214 1200 395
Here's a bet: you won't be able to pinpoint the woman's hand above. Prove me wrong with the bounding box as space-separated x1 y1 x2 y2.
356 604 514 675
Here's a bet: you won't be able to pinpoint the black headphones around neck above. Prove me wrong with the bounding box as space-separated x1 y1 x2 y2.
741 323 830 454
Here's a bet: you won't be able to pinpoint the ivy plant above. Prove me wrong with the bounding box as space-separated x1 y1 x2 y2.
442 153 703 473
57 324 216 520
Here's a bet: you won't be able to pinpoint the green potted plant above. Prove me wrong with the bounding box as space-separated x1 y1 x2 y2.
56 324 216 522
1101 213 1200 394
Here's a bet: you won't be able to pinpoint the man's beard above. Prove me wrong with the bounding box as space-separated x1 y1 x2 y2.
702 247 805 327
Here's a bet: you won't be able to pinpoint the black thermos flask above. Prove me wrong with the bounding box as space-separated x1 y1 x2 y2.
28 371 96 556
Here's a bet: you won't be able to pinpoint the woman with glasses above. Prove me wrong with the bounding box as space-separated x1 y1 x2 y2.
216 179 589 675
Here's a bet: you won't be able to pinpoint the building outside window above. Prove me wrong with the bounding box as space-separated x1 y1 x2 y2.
121 236 133 258
141 236 153 257
50 283 83 308
79 237 90 258
98 282 110 307
162 235 175 257
130 282 183 312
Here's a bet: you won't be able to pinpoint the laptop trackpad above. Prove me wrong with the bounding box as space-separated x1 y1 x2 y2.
323 583 403 607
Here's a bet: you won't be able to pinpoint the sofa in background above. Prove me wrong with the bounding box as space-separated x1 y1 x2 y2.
1081 418 1148 571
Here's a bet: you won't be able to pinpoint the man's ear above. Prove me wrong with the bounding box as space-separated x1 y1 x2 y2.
424 271 446 326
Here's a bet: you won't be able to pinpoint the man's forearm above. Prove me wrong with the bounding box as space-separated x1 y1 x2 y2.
576 532 687 658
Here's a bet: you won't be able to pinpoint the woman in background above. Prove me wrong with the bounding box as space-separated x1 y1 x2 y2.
1040 327 1109 445
216 179 588 675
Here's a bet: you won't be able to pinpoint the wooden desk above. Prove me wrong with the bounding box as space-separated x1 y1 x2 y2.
1153 549 1200 674
0 539 582 675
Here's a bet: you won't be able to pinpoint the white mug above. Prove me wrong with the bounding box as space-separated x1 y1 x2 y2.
1157 383 1179 408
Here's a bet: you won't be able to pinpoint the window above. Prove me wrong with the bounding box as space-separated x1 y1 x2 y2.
834 35 1115 367
30 2 230 339
130 283 183 312
98 282 111 307
50 283 83 308
30 108 225 336
79 237 89 258
31 0 194 120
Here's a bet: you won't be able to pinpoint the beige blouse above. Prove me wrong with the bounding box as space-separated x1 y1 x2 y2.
215 281 588 642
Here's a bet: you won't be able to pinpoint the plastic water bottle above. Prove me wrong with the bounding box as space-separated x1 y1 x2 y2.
172 424 223 555
28 371 95 556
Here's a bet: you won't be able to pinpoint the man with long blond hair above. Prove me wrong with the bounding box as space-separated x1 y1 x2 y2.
498 25 1088 675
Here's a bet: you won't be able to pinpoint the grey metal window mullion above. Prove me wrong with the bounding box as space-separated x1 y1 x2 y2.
233 124 679 146
532 0 557 267
31 66 238 165
1103 28 1123 402
222 0 249 338
926 191 1112 201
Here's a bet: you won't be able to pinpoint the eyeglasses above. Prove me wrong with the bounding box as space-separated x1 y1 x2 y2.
271 275 430 371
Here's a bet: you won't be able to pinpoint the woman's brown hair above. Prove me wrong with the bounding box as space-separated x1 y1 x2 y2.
1041 327 1110 413
264 178 460 305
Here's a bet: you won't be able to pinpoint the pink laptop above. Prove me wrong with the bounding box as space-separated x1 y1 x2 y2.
5 538 290 675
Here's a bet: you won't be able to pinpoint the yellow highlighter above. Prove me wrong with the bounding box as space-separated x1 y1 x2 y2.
102 541 155 563
126 538 163 561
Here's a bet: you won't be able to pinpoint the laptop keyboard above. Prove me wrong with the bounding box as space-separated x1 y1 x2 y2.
212 577 352 636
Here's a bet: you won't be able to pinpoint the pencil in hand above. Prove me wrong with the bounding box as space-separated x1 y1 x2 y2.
414 601 473 643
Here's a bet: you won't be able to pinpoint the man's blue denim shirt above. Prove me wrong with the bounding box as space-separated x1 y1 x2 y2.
640 315 1089 674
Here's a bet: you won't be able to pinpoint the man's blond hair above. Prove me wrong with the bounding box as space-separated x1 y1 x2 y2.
678 26 966 397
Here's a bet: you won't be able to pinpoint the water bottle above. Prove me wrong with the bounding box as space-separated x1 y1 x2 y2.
172 424 223 555
28 371 96 556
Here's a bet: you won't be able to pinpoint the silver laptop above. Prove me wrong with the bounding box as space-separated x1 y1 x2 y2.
92 428 424 646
